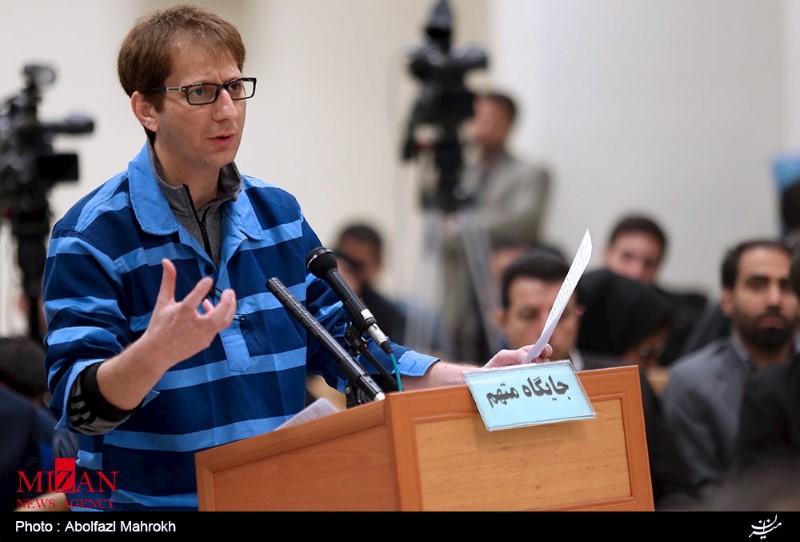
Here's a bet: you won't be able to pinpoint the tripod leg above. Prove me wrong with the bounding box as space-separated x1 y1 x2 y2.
402 211 449 356
9 195 51 343
17 235 46 343
456 213 505 357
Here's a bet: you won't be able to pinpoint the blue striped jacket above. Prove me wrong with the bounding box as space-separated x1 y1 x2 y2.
42 144 436 510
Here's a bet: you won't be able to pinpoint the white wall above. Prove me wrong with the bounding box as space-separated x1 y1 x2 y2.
785 0 800 149
491 0 786 296
0 0 795 335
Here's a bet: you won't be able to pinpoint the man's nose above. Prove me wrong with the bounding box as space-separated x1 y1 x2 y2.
767 282 785 306
212 89 238 119
626 259 646 281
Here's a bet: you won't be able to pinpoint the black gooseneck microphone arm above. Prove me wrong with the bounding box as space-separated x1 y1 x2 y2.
342 326 399 392
266 277 385 404
306 247 394 356
306 247 401 392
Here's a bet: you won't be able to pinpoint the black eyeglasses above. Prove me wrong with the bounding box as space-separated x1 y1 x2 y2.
148 77 257 105
636 345 665 361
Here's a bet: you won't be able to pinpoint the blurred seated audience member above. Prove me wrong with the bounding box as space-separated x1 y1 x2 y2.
603 214 708 365
480 238 562 359
734 189 800 474
734 250 800 472
0 336 77 461
302 222 407 407
577 268 673 371
734 354 800 475
680 184 800 357
334 222 454 359
0 387 54 511
603 215 666 287
498 258 691 506
681 230 800 357
495 250 582 365
334 222 406 344
662 239 799 503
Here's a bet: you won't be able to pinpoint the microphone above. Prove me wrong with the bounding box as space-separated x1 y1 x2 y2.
266 277 385 403
306 247 394 356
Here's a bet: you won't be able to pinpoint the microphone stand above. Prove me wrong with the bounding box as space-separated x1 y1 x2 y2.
340 324 388 408
265 278 384 407
343 324 399 402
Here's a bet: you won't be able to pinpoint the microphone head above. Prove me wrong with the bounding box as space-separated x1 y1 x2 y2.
306 247 338 278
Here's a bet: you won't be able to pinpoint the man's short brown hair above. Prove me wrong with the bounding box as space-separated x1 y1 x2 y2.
117 4 246 109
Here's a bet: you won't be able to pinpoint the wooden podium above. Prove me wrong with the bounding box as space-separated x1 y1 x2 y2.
195 365 653 511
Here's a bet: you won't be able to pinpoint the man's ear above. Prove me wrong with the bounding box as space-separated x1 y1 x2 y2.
131 92 159 133
602 245 613 265
574 303 585 321
495 307 506 330
720 288 734 318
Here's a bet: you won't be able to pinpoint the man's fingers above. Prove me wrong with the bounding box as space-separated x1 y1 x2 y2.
155 262 235 334
156 259 211 313
183 275 214 310
155 259 177 305
196 287 237 330
208 289 237 327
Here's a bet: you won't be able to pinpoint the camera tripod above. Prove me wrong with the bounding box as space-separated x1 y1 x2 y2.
402 204 505 363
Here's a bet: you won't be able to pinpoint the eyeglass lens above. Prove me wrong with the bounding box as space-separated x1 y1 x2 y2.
186 79 254 104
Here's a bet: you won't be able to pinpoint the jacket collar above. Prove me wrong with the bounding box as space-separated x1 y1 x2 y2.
127 142 264 240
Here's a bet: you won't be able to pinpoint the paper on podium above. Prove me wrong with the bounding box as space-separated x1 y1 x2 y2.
276 397 340 430
523 229 592 363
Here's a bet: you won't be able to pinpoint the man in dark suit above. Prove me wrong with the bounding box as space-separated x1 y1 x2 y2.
736 356 800 468
0 387 51 511
663 239 799 502
735 250 800 470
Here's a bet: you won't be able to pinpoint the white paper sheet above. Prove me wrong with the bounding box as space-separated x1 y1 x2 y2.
523 229 593 363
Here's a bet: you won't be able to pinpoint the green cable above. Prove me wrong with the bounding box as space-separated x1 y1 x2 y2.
390 352 403 391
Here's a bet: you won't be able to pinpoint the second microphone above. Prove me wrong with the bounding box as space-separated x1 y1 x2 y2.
306 247 394 356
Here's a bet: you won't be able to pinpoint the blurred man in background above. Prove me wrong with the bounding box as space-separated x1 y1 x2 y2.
604 214 708 364
442 91 551 362
663 239 799 502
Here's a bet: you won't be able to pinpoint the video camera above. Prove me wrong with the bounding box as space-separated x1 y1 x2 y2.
0 63 94 341
0 64 94 205
401 0 487 212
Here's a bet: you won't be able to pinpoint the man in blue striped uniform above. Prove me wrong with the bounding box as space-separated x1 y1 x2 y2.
42 6 547 511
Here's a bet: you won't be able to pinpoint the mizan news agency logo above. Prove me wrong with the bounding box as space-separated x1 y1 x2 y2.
750 515 782 540
16 457 118 510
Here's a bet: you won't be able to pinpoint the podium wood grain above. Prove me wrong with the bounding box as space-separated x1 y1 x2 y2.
195 365 653 511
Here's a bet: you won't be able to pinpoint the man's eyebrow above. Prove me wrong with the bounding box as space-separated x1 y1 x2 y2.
742 273 784 283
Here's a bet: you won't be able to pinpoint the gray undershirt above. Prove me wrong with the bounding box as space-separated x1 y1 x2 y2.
149 143 242 266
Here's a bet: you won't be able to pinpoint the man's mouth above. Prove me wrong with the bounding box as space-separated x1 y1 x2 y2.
758 314 786 328
210 133 235 146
